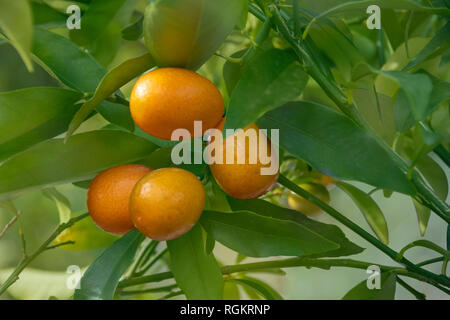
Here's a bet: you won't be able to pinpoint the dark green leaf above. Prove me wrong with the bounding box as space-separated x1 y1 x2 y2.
66 53 154 139
122 15 143 40
201 208 341 258
225 49 308 131
167 224 223 300
229 277 283 300
0 130 158 201
258 101 414 194
0 0 34 71
337 182 389 245
74 230 143 300
342 273 396 300
0 87 83 161
227 197 363 258
32 27 133 131
404 21 450 71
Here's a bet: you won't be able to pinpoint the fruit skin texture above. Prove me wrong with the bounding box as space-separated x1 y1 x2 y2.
130 68 224 141
87 164 151 235
130 168 205 241
209 123 279 200
287 182 331 215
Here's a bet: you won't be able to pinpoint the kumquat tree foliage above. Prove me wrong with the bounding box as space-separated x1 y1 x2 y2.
0 0 449 301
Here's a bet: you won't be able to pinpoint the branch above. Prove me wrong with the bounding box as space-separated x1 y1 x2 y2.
0 213 89 295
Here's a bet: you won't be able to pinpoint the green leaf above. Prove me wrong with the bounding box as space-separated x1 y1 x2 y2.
0 87 83 161
395 71 450 132
167 224 223 300
66 53 154 139
32 2 67 28
0 0 34 71
385 71 433 123
224 49 308 131
342 273 396 300
447 225 449 250
122 15 143 40
223 281 240 300
257 101 414 195
227 197 364 258
337 182 389 245
144 0 247 70
32 27 133 131
53 217 118 251
404 21 450 71
42 187 71 224
70 0 127 48
201 209 341 258
0 268 75 300
412 198 430 237
416 155 448 201
229 277 283 300
74 230 143 300
0 130 158 201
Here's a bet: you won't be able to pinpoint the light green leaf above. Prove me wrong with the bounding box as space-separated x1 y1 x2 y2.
0 130 158 201
227 197 363 258
32 27 134 131
167 224 224 300
66 53 154 139
343 272 396 300
225 49 308 131
229 277 283 300
337 182 389 245
74 230 143 300
257 101 414 195
412 198 430 237
42 187 71 224
0 87 83 162
0 0 34 71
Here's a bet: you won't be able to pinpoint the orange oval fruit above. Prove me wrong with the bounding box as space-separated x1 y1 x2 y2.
287 182 330 215
209 123 279 199
130 68 224 140
130 168 205 240
87 164 152 235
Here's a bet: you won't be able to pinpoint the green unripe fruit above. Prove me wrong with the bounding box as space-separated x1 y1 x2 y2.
143 0 247 70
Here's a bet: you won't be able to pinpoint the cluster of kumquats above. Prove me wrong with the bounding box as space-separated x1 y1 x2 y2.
87 67 280 240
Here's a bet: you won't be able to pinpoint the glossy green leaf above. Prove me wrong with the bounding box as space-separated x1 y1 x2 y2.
66 53 154 139
227 197 363 258
0 0 34 71
404 21 450 71
74 230 143 300
70 0 127 48
395 71 450 132
52 217 118 251
384 71 433 124
122 15 143 40
225 49 308 131
223 281 240 300
337 182 389 245
229 277 283 300
0 130 158 201
42 187 71 224
0 87 83 161
32 2 67 28
412 198 430 237
32 27 133 131
144 0 247 70
342 273 396 300
257 101 414 195
201 209 341 258
167 224 223 300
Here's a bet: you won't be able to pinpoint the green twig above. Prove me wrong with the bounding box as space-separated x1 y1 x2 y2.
278 174 450 289
119 284 178 296
0 213 89 296
396 276 426 300
417 256 445 267
134 248 168 277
